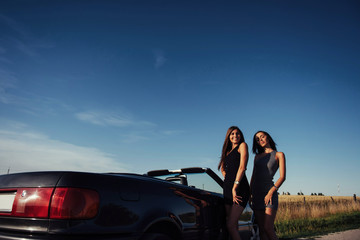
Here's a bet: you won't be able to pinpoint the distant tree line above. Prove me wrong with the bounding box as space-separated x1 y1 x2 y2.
280 192 357 200
311 193 324 196
280 191 326 196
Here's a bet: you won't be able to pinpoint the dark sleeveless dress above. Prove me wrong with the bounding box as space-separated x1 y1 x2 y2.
223 146 250 208
251 151 279 210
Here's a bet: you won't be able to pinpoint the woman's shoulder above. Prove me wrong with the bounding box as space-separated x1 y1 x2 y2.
240 142 248 148
275 151 285 159
238 142 248 152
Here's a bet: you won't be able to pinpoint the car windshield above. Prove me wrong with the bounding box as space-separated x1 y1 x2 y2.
150 169 223 194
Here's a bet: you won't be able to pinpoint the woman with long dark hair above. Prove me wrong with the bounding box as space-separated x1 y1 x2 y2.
218 126 250 240
250 131 286 240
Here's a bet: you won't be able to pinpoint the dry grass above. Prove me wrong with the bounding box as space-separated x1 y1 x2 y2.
276 195 360 221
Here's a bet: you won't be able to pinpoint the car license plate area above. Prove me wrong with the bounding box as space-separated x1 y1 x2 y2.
0 192 16 213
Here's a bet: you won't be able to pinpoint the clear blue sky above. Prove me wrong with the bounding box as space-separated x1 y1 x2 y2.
1 0 359 196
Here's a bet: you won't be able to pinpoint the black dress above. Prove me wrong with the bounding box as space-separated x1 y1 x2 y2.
251 151 279 210
223 146 250 208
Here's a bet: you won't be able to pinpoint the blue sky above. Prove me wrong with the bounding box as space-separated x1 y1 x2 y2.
1 0 359 196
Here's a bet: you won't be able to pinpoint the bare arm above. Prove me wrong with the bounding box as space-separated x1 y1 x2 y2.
274 151 286 189
232 142 249 204
221 166 226 178
264 152 286 205
235 142 248 183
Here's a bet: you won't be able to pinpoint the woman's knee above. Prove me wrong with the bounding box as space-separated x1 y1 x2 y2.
226 219 237 230
263 221 275 234
264 223 273 231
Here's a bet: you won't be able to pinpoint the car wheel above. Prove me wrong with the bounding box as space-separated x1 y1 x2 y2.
140 233 173 240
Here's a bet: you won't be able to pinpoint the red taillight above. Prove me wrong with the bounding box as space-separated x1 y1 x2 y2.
50 188 99 219
12 188 53 218
0 187 99 219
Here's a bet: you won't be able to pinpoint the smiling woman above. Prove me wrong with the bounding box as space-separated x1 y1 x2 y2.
218 126 250 240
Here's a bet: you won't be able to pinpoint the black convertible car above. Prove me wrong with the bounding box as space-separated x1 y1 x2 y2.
0 167 257 240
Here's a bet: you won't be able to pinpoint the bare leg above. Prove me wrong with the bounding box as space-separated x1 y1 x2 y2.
224 204 231 239
225 204 231 218
227 204 245 240
254 210 268 240
263 208 278 240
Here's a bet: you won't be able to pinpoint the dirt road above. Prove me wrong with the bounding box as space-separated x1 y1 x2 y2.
295 228 360 240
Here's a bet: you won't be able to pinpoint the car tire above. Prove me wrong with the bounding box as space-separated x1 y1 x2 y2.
140 233 173 240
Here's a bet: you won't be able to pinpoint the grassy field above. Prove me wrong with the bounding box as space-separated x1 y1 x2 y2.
275 195 360 239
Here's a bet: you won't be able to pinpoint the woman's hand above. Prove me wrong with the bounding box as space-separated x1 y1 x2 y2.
232 186 242 204
264 192 273 206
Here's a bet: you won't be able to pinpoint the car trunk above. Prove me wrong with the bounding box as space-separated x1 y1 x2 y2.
0 172 65 235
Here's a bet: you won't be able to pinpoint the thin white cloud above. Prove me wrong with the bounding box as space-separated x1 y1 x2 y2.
161 130 184 136
0 14 30 39
0 15 59 112
0 57 12 64
0 47 6 54
75 110 156 128
0 127 129 174
0 14 54 58
0 67 74 115
153 49 167 69
0 68 18 104
13 38 38 57
75 110 183 144
121 133 149 143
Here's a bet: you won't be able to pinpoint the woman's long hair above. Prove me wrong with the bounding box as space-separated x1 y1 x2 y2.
252 130 277 154
218 126 245 171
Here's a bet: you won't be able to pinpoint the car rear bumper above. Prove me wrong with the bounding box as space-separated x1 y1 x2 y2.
0 231 140 240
